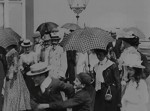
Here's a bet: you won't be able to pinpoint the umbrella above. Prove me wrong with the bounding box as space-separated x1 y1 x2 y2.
4 28 21 42
63 27 114 53
61 23 80 31
36 22 58 36
123 27 145 39
0 29 18 48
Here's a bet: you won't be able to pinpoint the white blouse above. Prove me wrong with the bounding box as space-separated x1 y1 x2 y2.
121 79 149 111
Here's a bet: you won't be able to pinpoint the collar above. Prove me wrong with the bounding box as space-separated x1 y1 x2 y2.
98 57 107 65
112 40 116 47
52 45 59 50
40 76 52 93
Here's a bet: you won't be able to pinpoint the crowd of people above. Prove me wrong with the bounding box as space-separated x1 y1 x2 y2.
0 27 150 111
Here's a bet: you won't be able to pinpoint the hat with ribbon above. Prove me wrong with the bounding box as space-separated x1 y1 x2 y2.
118 31 140 46
76 72 92 85
27 62 51 76
21 39 33 47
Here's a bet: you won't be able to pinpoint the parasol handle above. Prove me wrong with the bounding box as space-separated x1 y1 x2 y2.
87 53 91 72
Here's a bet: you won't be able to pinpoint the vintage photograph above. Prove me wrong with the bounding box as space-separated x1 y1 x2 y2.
0 0 150 111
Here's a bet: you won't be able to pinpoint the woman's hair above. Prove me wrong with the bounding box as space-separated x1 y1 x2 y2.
128 67 143 88
93 49 108 56
6 49 19 68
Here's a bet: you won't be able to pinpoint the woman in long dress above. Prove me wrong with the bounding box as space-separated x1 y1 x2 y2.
3 48 31 111
93 49 121 111
121 53 149 111
19 39 37 96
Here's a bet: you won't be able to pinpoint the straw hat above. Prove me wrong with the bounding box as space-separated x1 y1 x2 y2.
27 62 51 76
122 53 145 68
21 39 33 47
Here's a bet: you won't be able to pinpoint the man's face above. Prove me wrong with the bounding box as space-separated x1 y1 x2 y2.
24 46 31 53
32 75 42 86
51 40 59 45
73 78 83 90
111 32 117 39
34 37 40 44
44 41 51 48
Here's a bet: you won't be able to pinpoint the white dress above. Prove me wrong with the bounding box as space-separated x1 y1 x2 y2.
121 79 149 111
19 51 37 70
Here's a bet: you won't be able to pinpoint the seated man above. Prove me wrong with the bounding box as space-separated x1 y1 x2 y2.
27 62 74 111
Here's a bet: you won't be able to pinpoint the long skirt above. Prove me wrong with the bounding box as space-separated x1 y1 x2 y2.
3 70 31 111
94 85 118 111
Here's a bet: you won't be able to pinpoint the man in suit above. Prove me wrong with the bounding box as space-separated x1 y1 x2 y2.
27 62 74 111
36 72 94 111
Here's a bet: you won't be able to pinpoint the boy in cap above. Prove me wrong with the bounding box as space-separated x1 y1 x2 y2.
27 62 74 111
36 72 94 111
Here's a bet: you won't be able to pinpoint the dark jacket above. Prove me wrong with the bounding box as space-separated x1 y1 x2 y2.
31 78 74 111
49 89 92 111
107 40 122 61
0 61 5 111
94 63 121 111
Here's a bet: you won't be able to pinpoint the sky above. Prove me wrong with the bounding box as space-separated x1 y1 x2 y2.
34 0 150 38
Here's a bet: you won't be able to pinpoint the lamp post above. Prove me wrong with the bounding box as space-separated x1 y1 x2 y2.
68 0 89 25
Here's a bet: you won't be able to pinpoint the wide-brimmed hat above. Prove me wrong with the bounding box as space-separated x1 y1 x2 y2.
122 53 145 68
27 62 51 76
21 39 33 47
118 31 140 46
76 72 92 85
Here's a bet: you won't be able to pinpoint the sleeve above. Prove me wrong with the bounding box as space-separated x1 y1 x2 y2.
76 53 87 74
138 79 149 104
112 64 121 89
58 50 68 78
18 55 24 71
33 52 38 64
58 80 75 98
49 92 87 109
112 64 121 104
